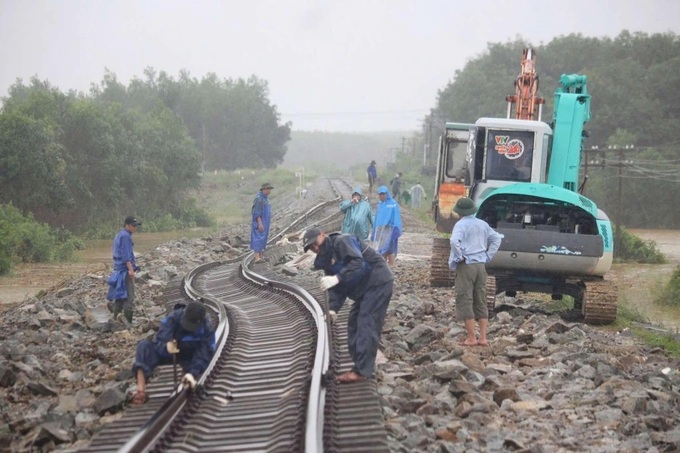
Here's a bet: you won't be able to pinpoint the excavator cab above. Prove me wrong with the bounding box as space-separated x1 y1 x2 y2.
432 122 473 233
465 118 552 203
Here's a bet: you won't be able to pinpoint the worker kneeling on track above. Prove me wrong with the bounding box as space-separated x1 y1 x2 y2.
302 228 393 384
130 300 216 404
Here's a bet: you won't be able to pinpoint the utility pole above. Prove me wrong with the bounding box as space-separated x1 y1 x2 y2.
428 118 433 166
401 137 406 155
201 123 207 178
616 147 623 256
586 144 634 257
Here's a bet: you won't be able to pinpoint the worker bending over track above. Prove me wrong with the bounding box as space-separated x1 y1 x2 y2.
303 228 393 383
130 300 216 404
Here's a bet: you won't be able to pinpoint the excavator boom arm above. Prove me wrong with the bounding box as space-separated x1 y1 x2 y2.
506 48 545 121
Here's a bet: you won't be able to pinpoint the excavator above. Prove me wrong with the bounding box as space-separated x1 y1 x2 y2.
431 48 617 324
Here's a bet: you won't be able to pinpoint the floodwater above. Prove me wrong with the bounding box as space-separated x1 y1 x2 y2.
628 229 680 264
0 229 210 305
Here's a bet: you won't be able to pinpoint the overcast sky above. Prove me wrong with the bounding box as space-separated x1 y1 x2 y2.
1 0 679 132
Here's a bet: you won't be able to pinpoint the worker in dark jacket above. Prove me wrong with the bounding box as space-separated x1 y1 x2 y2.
302 228 393 383
131 300 216 404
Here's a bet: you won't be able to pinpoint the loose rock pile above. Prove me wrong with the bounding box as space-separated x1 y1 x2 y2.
0 228 250 452
381 221 680 452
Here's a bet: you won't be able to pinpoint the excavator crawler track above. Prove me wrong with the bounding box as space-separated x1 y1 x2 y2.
430 237 456 287
582 277 618 324
486 275 497 315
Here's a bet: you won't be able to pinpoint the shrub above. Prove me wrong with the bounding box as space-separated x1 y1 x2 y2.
175 198 214 228
0 204 82 274
616 227 667 264
655 266 680 308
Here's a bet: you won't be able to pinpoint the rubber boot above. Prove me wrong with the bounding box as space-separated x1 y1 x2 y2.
123 309 134 326
110 300 123 321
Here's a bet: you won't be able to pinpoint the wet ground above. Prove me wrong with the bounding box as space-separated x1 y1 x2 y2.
0 228 210 304
2 224 680 332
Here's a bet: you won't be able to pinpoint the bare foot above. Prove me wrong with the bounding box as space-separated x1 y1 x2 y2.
336 370 366 383
478 340 489 346
460 339 478 346
131 390 148 405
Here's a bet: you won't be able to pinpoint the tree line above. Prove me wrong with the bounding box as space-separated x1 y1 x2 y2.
0 69 291 234
428 31 680 228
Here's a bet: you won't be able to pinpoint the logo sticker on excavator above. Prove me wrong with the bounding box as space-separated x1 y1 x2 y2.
494 136 524 160
540 245 582 256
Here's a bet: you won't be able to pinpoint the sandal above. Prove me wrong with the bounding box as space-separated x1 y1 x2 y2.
336 370 367 384
131 390 148 405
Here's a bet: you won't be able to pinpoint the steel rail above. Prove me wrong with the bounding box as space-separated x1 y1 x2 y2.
117 261 230 453
105 177 351 452
241 255 330 452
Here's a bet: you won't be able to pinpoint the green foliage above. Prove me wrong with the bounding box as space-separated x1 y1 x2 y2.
121 70 291 170
630 328 680 358
615 299 680 358
655 266 680 307
1 68 290 235
174 198 214 228
615 303 650 325
0 204 82 274
616 227 667 263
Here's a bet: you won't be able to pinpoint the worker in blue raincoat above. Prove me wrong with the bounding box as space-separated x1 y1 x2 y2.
371 185 402 266
251 182 274 262
340 187 373 241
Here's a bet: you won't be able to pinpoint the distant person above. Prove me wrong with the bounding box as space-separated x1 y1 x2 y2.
371 186 402 266
367 160 377 195
390 172 403 202
340 187 373 241
251 182 274 262
448 197 502 346
302 228 393 384
409 181 427 209
401 190 411 206
130 300 216 404
106 216 141 324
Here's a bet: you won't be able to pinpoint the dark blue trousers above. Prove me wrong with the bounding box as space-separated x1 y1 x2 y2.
346 280 393 377
132 340 189 379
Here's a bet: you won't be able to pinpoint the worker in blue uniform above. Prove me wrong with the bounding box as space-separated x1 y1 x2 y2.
106 216 141 324
366 160 377 195
130 300 216 404
251 182 274 262
303 228 393 383
371 185 402 266
340 187 373 241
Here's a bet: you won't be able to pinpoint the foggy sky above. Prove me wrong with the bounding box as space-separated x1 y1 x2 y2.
1 0 679 132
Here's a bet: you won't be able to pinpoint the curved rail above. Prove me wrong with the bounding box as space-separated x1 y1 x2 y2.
241 255 330 452
118 261 230 453
85 177 358 452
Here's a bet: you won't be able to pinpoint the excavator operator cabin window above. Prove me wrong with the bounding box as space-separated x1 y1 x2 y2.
485 129 535 182
445 139 467 180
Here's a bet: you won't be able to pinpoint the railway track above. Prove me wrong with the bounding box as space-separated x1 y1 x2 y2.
81 177 389 452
